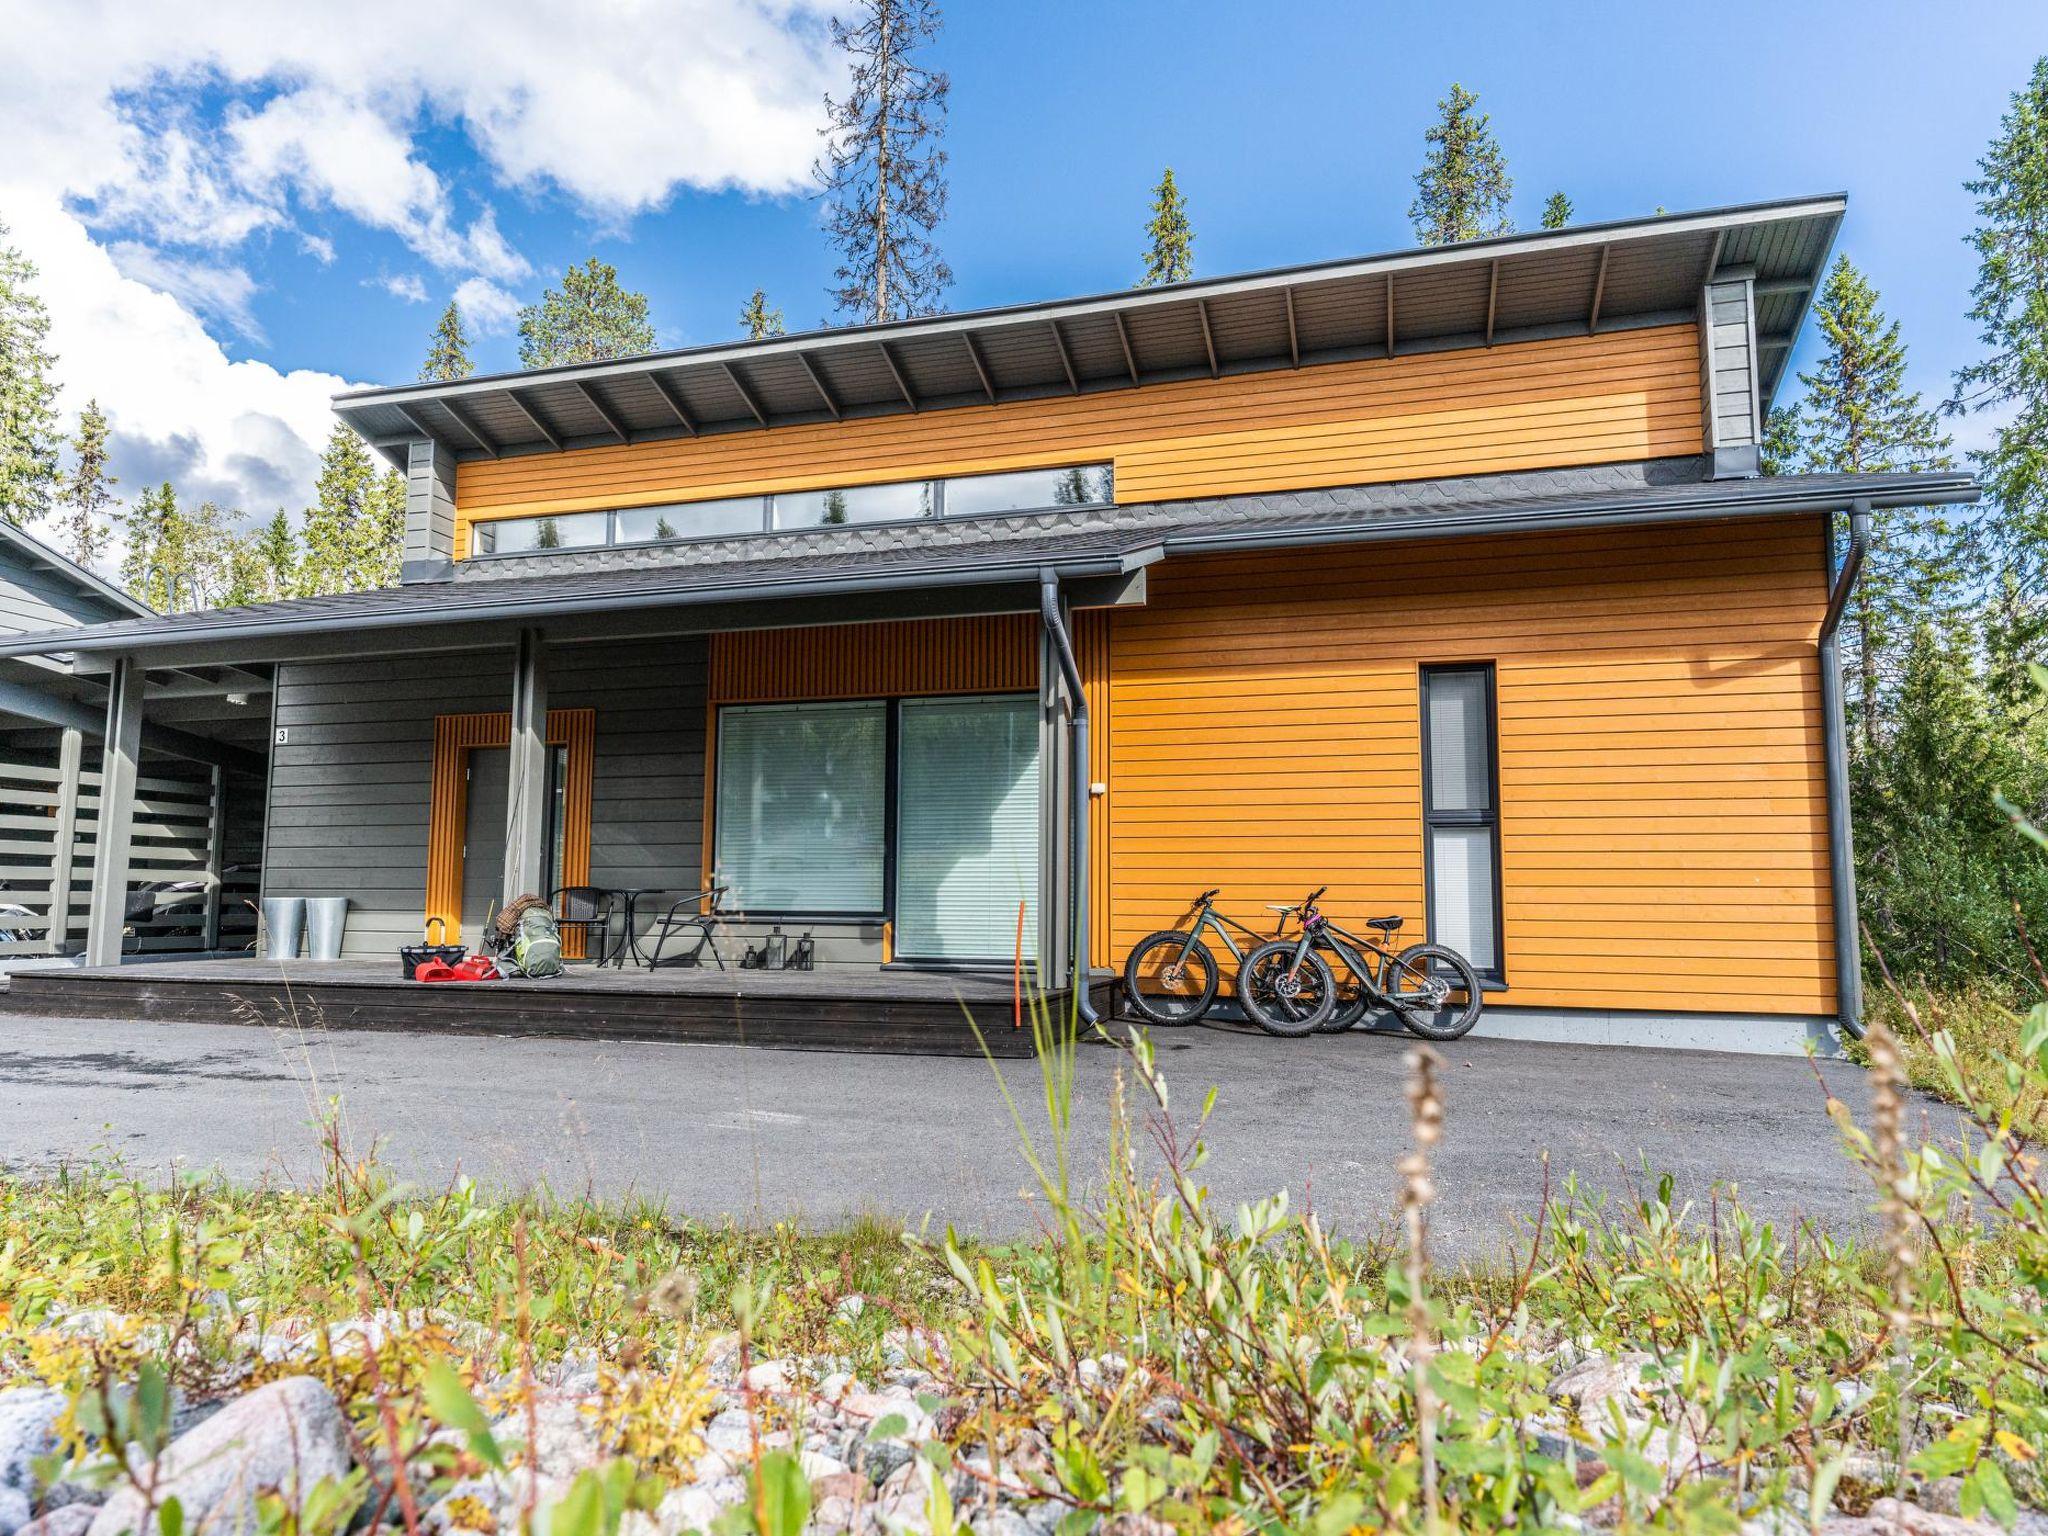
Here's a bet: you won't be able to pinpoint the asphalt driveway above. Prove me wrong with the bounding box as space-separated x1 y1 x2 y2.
0 1009 1944 1263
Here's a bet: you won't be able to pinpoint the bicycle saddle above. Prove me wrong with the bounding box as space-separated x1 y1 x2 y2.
1366 916 1405 932
1265 903 1300 914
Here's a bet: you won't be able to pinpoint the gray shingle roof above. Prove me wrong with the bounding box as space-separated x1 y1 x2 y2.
0 463 1978 661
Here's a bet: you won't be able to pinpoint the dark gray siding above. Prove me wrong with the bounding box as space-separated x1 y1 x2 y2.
0 550 128 637
263 636 707 960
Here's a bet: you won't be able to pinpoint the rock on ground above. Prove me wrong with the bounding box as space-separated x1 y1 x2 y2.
15 1510 95 1536
86 1378 350 1536
0 1389 69 1536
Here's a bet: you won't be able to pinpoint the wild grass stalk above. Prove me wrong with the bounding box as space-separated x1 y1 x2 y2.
1400 1042 1444 1528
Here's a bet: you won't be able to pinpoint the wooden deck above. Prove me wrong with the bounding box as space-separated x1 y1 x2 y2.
4 959 1113 1057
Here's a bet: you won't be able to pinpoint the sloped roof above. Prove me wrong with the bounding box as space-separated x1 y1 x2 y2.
333 196 1844 468
0 463 1974 662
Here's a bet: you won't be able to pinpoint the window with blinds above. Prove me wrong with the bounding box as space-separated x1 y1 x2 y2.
714 702 887 914
1421 665 1502 977
894 696 1041 962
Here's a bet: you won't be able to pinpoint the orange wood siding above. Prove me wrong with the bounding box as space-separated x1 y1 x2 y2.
1102 516 1835 1015
425 708 595 951
706 614 1037 703
452 326 1703 554
1075 608 1114 969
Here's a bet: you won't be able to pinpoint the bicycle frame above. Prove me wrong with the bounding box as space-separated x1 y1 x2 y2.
1276 898 1443 1011
1166 893 1292 972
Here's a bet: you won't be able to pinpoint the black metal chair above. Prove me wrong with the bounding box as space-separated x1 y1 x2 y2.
643 884 730 970
550 885 618 966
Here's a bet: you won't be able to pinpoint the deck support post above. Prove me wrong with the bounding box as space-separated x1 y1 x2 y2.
1819 501 1869 1040
202 763 226 952
1040 573 1099 1025
83 655 145 967
504 628 549 911
46 726 83 955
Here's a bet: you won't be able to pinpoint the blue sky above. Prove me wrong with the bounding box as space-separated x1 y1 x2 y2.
2 0 2041 545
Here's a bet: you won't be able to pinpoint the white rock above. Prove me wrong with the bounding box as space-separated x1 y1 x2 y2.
798 1450 848 1482
816 1372 860 1405
0 1388 67 1528
742 1361 793 1395
701 1409 754 1457
87 1378 351 1536
490 1396 601 1480
15 1508 95 1536
1548 1352 1651 1419
834 1296 867 1323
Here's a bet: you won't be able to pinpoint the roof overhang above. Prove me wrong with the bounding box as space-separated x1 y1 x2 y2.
0 520 155 622
0 465 1974 672
334 195 1846 468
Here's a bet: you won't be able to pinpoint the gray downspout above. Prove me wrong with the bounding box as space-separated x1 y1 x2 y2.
1819 499 1870 1040
1040 571 1101 1024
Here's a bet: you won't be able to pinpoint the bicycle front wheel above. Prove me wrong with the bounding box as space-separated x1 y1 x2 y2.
1122 931 1220 1024
1237 941 1337 1037
1385 943 1484 1041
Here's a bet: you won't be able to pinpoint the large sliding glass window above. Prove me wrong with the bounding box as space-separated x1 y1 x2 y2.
1421 665 1502 978
895 696 1040 962
715 703 886 914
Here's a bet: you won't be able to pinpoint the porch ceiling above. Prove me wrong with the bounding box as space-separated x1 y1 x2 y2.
333 196 1846 467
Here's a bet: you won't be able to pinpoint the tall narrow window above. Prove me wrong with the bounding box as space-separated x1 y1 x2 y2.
1420 664 1502 978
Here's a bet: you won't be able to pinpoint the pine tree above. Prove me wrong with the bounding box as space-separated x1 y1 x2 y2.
298 426 406 595
816 0 952 323
1541 191 1573 230
517 259 655 368
420 301 474 382
740 289 786 340
61 399 116 568
1409 84 1514 246
219 510 299 606
0 216 61 527
1766 255 1956 754
1138 168 1194 286
1950 57 2048 686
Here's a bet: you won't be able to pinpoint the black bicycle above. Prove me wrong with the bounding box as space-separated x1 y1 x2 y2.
1237 887 1483 1041
1121 888 1298 1025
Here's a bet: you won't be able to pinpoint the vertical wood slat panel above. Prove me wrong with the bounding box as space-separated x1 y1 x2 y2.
1105 516 1836 1019
425 708 595 949
707 614 1037 703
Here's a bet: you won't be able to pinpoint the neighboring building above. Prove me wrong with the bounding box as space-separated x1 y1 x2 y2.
0 523 266 963
0 197 1977 1049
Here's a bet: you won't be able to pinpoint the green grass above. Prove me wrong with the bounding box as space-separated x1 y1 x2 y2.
1860 980 2048 1143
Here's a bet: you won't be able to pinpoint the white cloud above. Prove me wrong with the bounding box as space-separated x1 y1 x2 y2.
0 0 841 542
106 241 264 340
377 272 430 304
454 277 524 337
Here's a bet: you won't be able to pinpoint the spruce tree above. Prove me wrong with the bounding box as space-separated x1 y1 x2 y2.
1541 191 1573 230
1766 255 1955 754
0 216 61 527
420 301 474 382
1409 84 1514 245
118 483 229 609
220 510 299 606
61 399 116 568
1138 168 1194 286
255 509 298 594
1950 56 2048 687
517 259 655 368
816 0 952 323
740 289 786 340
299 426 406 595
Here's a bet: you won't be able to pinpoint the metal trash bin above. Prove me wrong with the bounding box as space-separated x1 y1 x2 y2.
304 897 350 961
261 896 306 960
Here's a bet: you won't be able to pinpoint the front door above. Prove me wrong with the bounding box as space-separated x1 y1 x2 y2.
460 749 509 939
893 695 1041 963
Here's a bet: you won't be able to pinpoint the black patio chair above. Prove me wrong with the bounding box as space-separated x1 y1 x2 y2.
643 884 730 970
550 885 618 965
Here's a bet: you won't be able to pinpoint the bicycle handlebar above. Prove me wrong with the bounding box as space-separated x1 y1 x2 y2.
1194 887 1220 905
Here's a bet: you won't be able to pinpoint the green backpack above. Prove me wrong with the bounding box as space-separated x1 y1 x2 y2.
511 905 563 978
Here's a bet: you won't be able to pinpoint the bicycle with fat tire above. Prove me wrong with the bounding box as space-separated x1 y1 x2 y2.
1237 887 1484 1041
1121 888 1299 1025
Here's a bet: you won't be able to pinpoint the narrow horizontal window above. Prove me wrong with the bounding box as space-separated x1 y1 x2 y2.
772 480 935 529
945 464 1112 517
472 511 608 556
614 497 766 542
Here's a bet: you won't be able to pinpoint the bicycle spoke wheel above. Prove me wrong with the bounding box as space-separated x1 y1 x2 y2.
1237 941 1336 1037
1385 943 1484 1041
1122 931 1220 1024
